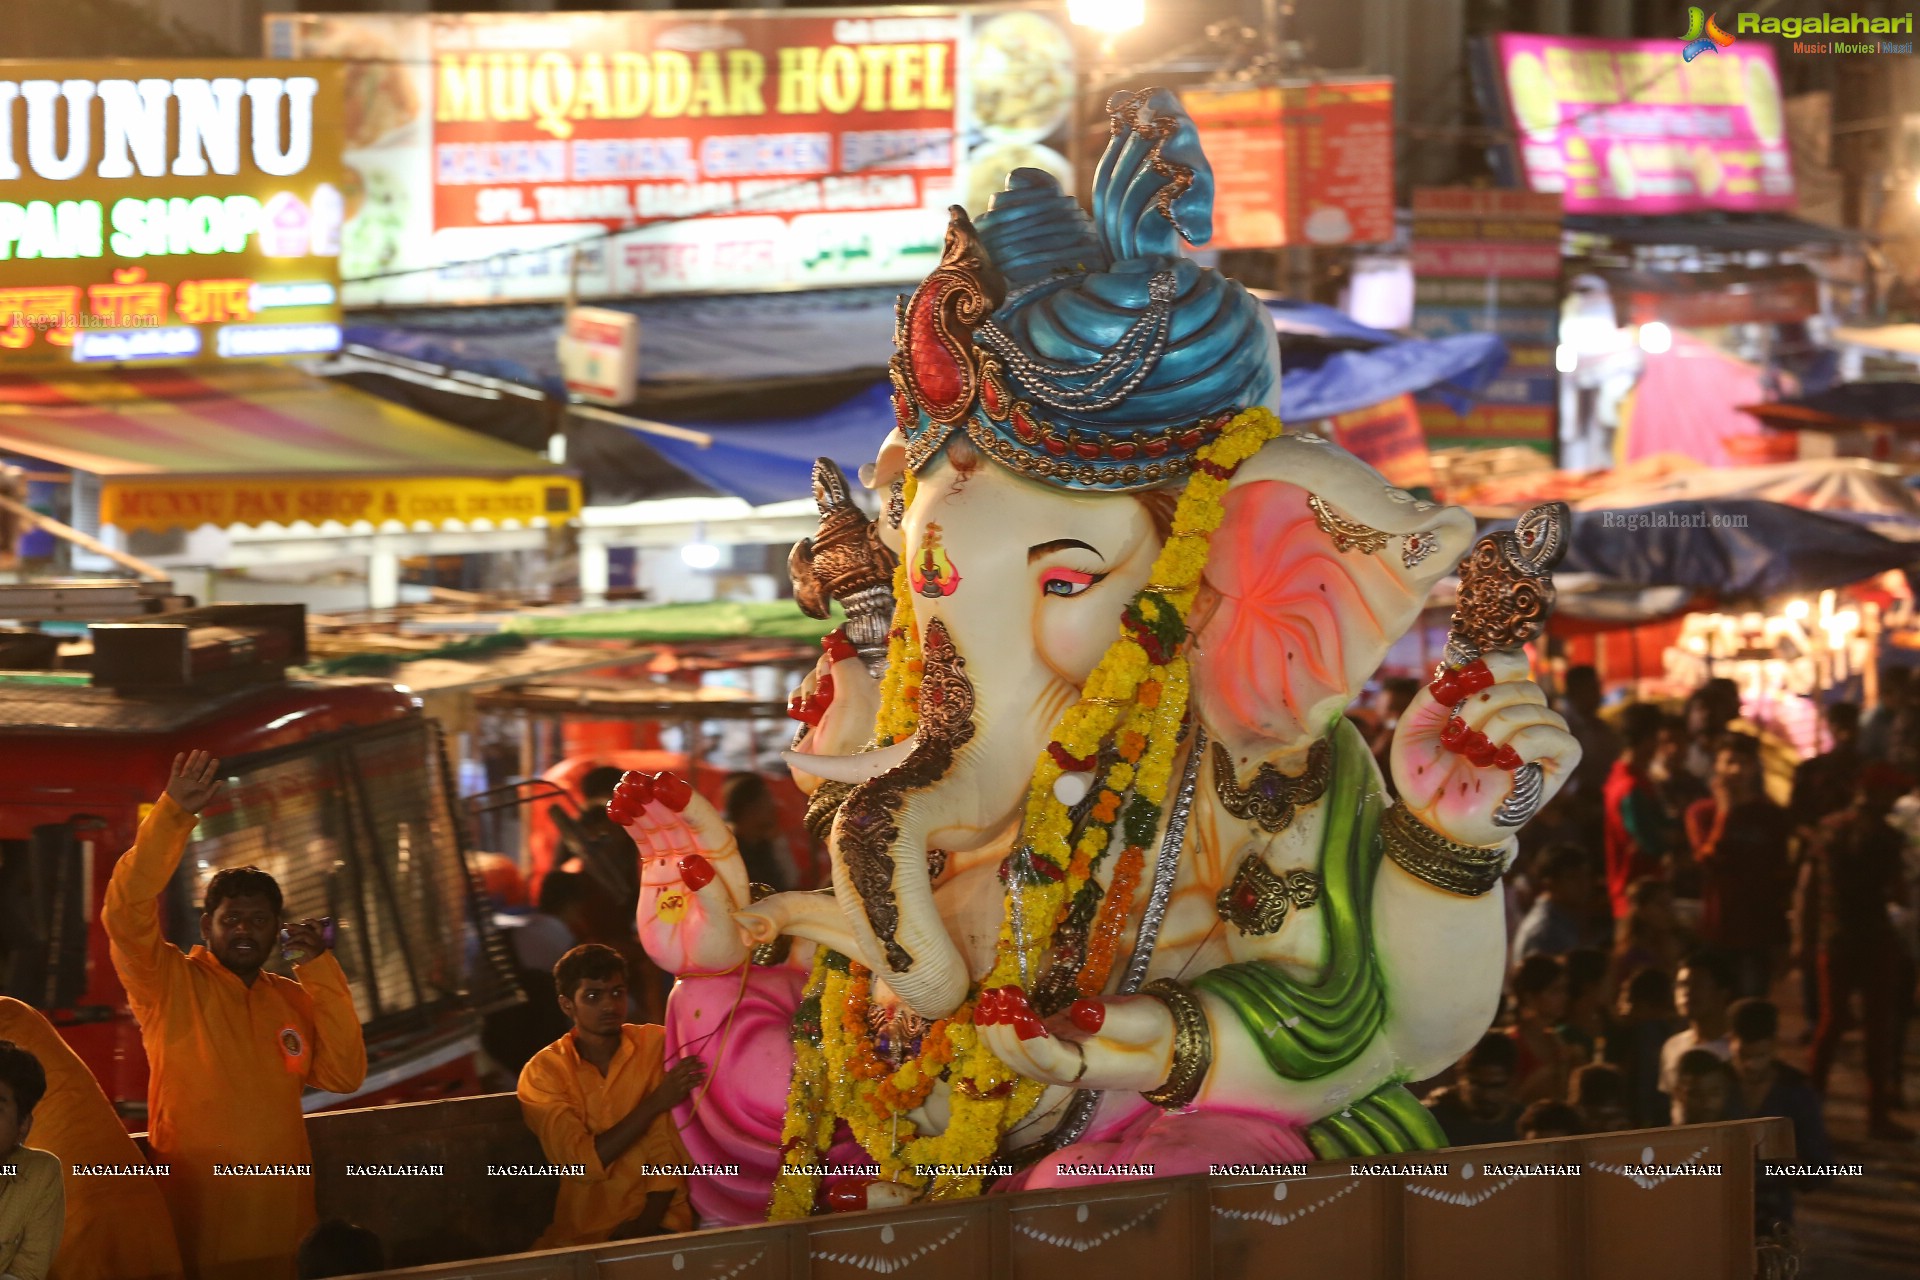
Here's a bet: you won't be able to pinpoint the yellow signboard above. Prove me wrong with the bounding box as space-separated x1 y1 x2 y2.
101 473 582 535
0 60 344 368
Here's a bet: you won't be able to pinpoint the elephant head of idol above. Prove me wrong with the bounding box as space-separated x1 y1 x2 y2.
788 90 1473 1020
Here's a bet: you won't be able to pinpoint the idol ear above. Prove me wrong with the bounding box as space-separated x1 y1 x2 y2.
871 430 909 557
1191 434 1474 762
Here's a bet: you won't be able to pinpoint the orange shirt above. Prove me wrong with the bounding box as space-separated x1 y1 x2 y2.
517 1024 693 1247
103 796 367 1280
0 998 185 1280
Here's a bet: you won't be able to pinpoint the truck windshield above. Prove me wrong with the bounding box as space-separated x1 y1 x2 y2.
173 718 514 1037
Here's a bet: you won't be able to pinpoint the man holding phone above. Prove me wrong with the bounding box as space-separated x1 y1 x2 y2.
105 751 367 1280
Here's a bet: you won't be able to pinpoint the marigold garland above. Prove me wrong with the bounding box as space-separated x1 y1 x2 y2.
770 409 1283 1218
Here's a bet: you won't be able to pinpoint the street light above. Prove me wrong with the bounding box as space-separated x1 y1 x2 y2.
1637 321 1672 355
682 524 721 569
1069 0 1145 35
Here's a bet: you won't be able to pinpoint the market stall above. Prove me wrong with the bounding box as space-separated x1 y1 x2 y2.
0 365 580 609
1475 32 1869 470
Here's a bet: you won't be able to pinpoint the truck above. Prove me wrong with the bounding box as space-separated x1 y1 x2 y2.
0 598 519 1123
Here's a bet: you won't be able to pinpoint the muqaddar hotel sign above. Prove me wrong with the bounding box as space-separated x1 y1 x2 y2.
0 60 344 368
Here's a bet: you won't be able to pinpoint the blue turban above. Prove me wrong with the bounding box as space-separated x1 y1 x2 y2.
890 89 1280 491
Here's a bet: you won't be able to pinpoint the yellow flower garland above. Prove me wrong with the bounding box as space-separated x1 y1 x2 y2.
770 409 1282 1218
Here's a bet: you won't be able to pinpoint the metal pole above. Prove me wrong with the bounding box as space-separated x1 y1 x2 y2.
517 714 536 871
0 494 169 581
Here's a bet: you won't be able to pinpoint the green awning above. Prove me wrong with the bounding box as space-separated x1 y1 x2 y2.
503 600 837 644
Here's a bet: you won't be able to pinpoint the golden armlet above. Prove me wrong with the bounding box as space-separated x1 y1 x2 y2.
1141 978 1212 1111
748 883 791 967
1379 804 1508 898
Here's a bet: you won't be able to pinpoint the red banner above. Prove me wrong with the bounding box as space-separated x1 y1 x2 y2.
1327 395 1433 492
1414 403 1556 443
268 9 1077 303
1411 240 1561 280
430 18 960 233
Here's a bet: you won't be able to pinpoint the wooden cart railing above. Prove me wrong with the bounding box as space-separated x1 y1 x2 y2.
288 1093 1791 1280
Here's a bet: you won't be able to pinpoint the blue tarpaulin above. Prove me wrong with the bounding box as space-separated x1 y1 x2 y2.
643 331 1511 506
648 383 898 508
1492 500 1920 600
342 292 1510 505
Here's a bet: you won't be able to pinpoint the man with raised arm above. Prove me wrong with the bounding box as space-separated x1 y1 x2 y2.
104 751 366 1280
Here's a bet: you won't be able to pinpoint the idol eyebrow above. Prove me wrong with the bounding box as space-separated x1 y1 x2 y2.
1027 538 1102 563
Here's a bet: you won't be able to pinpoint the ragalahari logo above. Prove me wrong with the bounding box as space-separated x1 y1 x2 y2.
1681 7 1737 61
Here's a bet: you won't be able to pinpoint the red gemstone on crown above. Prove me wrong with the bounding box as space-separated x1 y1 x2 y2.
1073 438 1102 460
908 284 963 413
1042 434 1068 457
1012 406 1040 443
1110 441 1138 460
1176 429 1204 449
981 375 1005 418
1143 438 1171 458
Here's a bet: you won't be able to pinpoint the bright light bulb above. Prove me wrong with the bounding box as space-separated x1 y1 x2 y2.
681 542 721 570
1785 598 1810 620
1069 0 1145 33
1554 343 1578 373
1637 321 1672 354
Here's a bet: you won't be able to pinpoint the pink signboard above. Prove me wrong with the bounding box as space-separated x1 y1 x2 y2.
1490 33 1794 215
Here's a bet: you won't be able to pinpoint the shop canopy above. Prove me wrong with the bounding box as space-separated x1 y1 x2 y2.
338 295 1509 506
1739 381 1920 433
1444 455 1920 624
0 366 579 534
1550 500 1920 600
1456 455 1920 543
1564 212 1867 252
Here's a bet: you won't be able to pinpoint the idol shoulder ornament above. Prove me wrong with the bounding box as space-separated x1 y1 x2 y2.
614 88 1583 1225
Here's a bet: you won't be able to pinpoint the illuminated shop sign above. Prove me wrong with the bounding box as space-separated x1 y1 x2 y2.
1484 34 1794 216
265 8 1077 305
0 59 344 368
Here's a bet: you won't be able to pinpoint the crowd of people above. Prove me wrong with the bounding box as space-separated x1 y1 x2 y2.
1401 667 1920 1242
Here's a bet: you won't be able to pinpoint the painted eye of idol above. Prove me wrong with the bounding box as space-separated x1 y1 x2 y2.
1030 538 1109 599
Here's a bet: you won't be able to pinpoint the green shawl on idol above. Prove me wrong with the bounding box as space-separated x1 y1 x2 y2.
1192 717 1446 1158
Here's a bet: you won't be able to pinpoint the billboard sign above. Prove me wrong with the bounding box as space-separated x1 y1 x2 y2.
1411 187 1562 456
0 60 344 369
266 8 1077 306
1181 79 1394 249
1486 33 1793 216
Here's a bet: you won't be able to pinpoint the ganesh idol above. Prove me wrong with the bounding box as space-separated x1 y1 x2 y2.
615 89 1581 1223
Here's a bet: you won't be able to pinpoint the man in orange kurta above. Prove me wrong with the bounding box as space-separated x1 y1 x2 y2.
103 751 366 1280
517 944 704 1247
0 998 185 1280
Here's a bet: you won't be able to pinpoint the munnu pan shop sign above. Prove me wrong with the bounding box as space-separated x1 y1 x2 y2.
0 60 345 368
